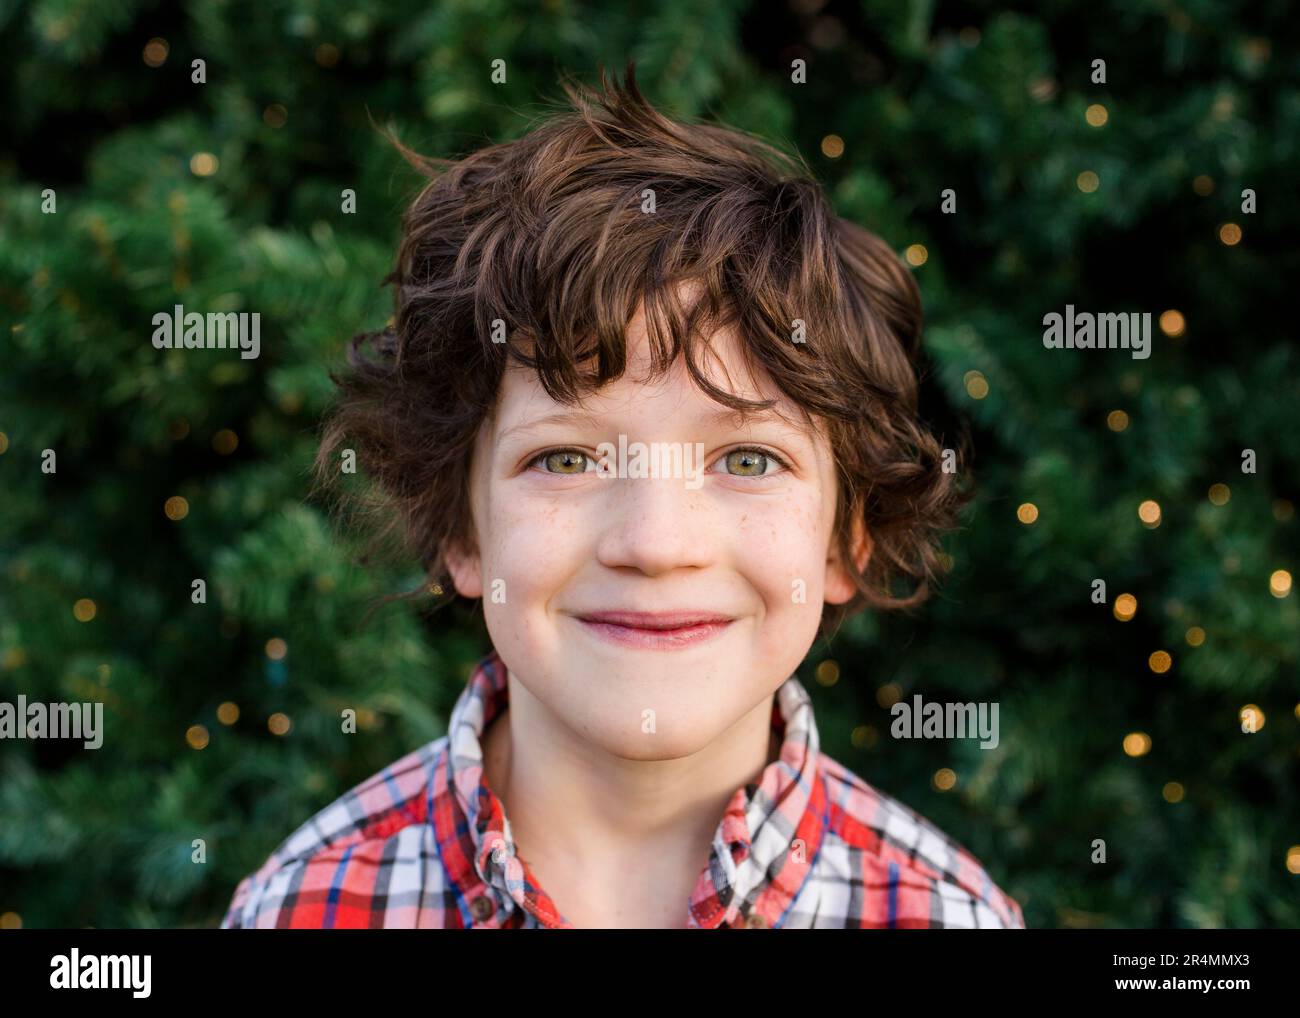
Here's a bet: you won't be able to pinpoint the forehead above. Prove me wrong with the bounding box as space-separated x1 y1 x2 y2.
491 293 818 440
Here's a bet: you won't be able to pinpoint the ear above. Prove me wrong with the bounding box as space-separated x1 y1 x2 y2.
824 514 872 605
442 536 484 599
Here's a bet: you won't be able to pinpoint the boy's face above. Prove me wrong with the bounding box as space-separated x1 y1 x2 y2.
446 292 869 760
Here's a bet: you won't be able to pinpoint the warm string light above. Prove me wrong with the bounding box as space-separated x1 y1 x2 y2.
142 38 168 67
1158 310 1185 337
850 724 878 748
1029 77 1057 102
213 429 238 455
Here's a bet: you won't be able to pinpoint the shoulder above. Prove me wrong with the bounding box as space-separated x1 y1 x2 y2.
812 752 1026 929
221 735 449 928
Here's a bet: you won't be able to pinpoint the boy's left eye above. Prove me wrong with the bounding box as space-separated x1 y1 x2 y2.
711 447 788 477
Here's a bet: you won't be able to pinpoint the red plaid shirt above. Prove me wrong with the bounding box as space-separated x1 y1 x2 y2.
222 650 1025 929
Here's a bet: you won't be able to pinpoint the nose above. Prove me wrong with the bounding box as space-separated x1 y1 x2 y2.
594 472 715 576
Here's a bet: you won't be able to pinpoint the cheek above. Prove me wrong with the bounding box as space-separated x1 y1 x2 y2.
736 491 831 607
481 488 587 601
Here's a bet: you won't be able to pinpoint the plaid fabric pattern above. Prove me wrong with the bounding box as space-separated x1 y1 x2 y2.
222 649 1026 929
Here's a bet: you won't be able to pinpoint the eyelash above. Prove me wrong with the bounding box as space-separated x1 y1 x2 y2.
525 445 792 477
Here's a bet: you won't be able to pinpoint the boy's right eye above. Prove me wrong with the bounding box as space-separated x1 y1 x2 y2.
527 448 595 474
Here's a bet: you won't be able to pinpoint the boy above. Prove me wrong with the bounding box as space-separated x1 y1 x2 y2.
222 65 1025 930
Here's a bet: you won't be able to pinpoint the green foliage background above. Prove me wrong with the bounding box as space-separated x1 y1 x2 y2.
1 0 1297 928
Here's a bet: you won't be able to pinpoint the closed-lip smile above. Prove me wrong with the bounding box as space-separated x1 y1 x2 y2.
571 610 736 650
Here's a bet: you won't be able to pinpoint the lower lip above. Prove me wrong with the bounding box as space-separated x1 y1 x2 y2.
574 618 734 650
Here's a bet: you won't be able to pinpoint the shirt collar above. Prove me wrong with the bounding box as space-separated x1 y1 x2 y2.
429 649 828 929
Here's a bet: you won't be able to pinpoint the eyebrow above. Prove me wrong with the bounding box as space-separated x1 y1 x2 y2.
497 405 810 445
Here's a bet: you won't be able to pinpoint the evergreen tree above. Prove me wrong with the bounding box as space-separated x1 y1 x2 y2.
0 0 1296 928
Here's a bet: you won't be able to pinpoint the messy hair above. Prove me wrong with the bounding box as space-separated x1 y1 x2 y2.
317 62 972 637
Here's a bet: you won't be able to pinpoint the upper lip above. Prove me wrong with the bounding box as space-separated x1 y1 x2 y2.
573 610 735 630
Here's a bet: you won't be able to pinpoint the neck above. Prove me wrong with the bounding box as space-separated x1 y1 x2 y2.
480 668 780 910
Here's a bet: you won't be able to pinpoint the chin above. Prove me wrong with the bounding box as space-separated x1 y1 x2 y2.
590 724 725 762
568 692 738 760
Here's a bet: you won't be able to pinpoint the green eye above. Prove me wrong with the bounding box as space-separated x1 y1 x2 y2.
541 450 589 473
724 449 768 476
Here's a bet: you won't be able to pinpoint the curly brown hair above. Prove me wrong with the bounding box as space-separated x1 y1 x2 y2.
316 62 972 638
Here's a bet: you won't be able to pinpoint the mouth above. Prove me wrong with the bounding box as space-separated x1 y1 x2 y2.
570 610 736 650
